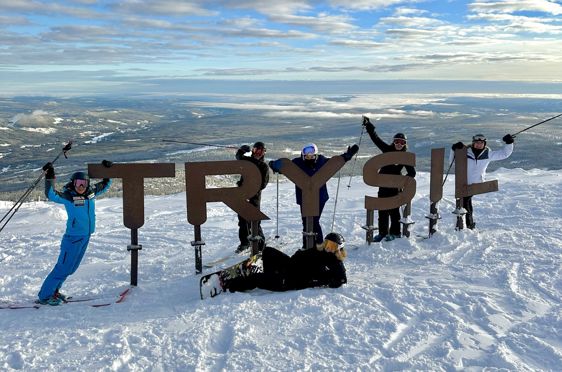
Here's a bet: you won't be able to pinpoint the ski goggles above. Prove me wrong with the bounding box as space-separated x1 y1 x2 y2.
393 139 407 145
324 239 344 253
74 179 88 188
252 146 266 155
302 145 317 160
472 135 486 142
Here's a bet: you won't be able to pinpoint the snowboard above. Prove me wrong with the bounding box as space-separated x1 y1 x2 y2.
199 254 263 300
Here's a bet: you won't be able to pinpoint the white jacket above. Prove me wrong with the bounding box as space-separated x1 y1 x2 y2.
449 143 514 185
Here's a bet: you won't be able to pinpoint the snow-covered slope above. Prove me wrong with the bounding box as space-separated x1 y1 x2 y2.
1 169 561 370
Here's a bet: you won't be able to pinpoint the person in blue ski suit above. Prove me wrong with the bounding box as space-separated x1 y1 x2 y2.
37 160 112 305
269 143 358 248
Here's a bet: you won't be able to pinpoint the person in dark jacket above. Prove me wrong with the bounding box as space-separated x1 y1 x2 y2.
225 232 347 293
363 118 416 242
37 160 112 306
270 143 358 248
235 141 270 253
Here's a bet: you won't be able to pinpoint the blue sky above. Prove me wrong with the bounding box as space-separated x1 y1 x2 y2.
1 0 562 95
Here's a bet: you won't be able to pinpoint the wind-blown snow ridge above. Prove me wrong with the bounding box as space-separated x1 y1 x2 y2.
0 168 561 370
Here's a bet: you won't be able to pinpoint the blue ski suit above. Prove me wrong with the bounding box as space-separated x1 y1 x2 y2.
38 176 111 301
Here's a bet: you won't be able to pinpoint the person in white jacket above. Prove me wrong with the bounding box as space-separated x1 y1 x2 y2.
450 133 515 229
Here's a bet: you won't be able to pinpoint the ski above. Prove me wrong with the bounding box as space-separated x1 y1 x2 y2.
0 287 133 310
400 202 415 238
452 199 467 230
425 201 441 238
363 209 376 244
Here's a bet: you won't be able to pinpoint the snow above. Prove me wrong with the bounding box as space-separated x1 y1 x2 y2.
1 168 561 370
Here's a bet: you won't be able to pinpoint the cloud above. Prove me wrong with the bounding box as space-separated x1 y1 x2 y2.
469 0 562 15
268 13 356 33
0 15 29 26
329 39 386 48
10 110 55 128
467 13 562 34
329 0 421 11
380 15 446 28
111 0 217 16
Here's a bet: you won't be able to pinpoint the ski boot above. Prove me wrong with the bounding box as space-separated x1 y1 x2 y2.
373 234 386 242
36 296 63 306
235 244 249 254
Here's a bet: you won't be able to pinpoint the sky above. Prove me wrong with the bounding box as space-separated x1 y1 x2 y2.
1 0 562 95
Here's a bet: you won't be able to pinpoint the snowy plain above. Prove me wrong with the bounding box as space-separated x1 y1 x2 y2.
1 168 561 371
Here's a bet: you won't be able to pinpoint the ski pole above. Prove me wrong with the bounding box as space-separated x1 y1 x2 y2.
275 173 280 240
442 156 455 187
441 113 560 187
0 142 71 226
512 113 562 136
0 141 72 234
347 119 366 188
161 139 239 149
331 171 343 232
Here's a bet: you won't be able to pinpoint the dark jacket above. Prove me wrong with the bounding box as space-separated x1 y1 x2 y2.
292 155 330 207
238 155 269 206
227 246 347 293
367 130 416 197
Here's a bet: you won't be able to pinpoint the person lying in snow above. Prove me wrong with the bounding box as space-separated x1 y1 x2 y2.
223 232 348 293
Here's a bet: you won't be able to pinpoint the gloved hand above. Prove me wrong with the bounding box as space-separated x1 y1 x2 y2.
268 159 282 173
236 145 251 160
362 116 375 134
101 159 113 168
362 115 371 126
342 144 359 161
42 162 55 179
452 142 464 151
502 134 515 144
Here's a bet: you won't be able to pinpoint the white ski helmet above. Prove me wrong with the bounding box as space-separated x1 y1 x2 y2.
301 143 318 160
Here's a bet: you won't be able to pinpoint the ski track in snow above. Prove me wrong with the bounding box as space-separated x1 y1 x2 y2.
0 168 561 370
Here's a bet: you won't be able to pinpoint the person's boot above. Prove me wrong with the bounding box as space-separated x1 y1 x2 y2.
36 296 63 306
373 234 386 242
235 244 249 254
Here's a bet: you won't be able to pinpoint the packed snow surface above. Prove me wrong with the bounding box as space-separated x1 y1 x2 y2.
1 169 561 370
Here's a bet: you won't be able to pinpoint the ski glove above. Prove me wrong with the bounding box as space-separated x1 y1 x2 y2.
502 134 515 144
102 159 113 168
452 142 464 151
364 122 375 134
42 162 55 179
236 145 251 160
362 115 371 125
268 159 282 173
342 144 359 162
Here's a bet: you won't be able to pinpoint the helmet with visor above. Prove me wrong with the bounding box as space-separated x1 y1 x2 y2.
301 143 318 161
